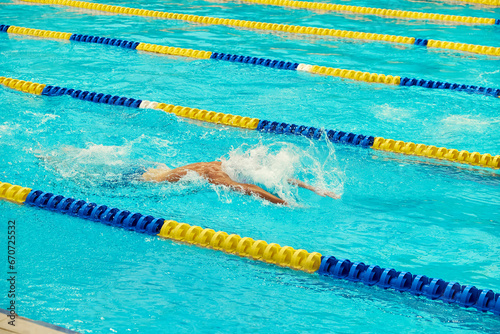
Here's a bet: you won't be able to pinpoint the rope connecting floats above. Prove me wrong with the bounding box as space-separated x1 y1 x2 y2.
2 24 500 99
228 0 500 25
0 181 499 316
257 120 500 168
1 75 498 170
18 0 500 57
453 0 500 6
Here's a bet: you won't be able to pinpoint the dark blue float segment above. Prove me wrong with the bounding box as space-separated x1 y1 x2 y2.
318 255 499 315
42 85 75 97
0 24 10 32
41 85 142 108
257 120 374 148
496 19 500 25
399 77 500 97
414 38 428 46
70 33 139 49
211 52 298 70
24 189 165 235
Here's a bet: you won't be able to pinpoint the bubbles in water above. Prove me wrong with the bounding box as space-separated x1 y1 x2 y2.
0 122 19 138
374 104 416 122
63 144 130 165
40 144 133 184
23 110 60 125
441 115 496 133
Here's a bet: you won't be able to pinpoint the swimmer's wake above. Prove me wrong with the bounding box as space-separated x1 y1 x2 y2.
143 142 342 205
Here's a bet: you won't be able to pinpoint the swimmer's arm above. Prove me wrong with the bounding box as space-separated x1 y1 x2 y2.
288 179 341 199
215 179 287 205
237 183 287 205
142 167 187 183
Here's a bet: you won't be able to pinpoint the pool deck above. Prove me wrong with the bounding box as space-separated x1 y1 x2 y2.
0 309 79 334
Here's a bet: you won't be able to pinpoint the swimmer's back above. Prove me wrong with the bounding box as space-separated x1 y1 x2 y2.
143 161 225 183
175 161 228 182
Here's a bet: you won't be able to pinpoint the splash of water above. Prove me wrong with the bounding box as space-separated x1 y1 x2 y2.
220 140 344 206
40 144 133 183
40 139 344 206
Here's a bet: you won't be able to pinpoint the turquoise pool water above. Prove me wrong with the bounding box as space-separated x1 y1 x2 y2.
1 0 500 332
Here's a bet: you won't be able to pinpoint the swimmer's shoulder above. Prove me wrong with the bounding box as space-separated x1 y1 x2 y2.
188 161 221 167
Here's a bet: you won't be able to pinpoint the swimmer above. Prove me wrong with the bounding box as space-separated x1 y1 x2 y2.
143 161 340 205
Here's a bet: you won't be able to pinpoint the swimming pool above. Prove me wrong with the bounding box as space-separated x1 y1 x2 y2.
1 0 500 332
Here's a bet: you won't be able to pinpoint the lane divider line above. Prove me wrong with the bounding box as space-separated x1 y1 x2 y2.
0 181 499 316
257 120 500 168
18 0 500 57
452 0 500 6
224 0 500 25
2 24 499 99
1 75 498 169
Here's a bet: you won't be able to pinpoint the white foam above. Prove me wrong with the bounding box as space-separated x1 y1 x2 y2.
23 110 60 124
441 115 496 133
220 141 344 206
39 143 134 183
374 104 415 122
0 122 19 137
61 144 130 166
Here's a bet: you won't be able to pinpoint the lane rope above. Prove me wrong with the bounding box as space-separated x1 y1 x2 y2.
452 0 500 6
2 24 499 99
18 0 500 57
225 0 500 25
0 181 499 316
1 75 498 170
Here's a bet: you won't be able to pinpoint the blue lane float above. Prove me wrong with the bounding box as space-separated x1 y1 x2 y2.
256 120 375 147
210 52 299 70
399 78 500 97
25 190 165 234
41 85 143 108
318 256 500 315
70 33 140 49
